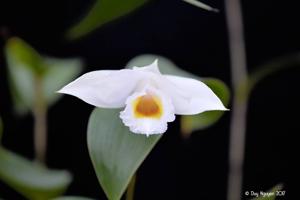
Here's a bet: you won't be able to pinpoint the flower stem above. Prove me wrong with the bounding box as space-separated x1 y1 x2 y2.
126 173 137 200
225 0 248 199
33 75 47 164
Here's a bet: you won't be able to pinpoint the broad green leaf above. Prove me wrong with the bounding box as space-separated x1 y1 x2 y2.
87 108 161 200
52 197 95 200
252 184 283 200
67 0 149 40
182 0 219 12
5 37 83 115
127 54 229 136
0 147 72 200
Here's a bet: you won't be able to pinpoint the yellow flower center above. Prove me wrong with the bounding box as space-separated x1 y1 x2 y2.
133 94 163 119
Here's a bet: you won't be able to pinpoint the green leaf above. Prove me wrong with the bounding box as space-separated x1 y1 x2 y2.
0 147 72 200
247 53 300 96
87 108 161 200
67 0 149 40
252 184 283 200
5 37 45 76
127 54 229 136
43 57 83 106
5 37 83 115
182 0 219 12
52 197 95 200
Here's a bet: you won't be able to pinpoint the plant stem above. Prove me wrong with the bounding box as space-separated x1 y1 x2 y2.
126 173 137 200
33 75 47 164
225 0 248 199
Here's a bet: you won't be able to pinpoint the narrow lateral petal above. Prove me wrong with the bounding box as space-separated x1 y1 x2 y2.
58 69 143 108
162 75 228 115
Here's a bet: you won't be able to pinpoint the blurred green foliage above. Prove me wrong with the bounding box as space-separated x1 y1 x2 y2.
0 37 80 199
5 37 46 76
5 37 83 115
52 197 95 200
0 147 72 200
67 0 149 39
248 53 300 97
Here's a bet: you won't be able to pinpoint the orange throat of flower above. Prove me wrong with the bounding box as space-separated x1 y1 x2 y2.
133 94 163 119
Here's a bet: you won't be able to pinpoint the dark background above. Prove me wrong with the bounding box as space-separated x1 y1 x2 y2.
0 0 299 199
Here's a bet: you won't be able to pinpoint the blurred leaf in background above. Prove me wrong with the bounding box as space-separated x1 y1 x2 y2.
1 37 77 199
52 197 95 200
67 0 149 40
0 147 72 200
5 37 83 115
127 54 230 138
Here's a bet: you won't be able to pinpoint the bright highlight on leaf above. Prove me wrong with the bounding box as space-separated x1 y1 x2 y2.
183 0 219 12
59 59 227 136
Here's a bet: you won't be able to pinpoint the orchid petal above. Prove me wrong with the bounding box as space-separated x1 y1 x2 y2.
162 75 228 115
58 69 143 108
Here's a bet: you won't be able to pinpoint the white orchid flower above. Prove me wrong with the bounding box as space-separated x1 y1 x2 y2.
58 60 227 136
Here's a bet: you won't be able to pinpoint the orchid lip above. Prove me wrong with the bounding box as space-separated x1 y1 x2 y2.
133 94 163 119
